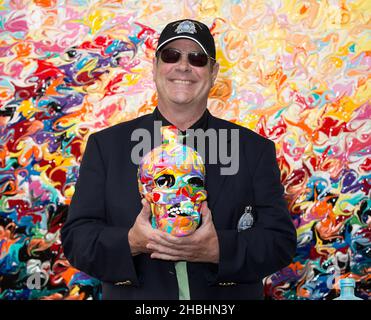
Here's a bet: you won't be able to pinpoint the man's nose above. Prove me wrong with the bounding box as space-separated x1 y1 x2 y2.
176 54 192 71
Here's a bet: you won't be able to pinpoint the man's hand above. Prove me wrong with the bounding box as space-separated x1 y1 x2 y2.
146 201 220 264
128 198 157 256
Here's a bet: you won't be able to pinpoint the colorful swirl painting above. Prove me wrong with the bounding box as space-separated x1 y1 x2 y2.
0 1 369 299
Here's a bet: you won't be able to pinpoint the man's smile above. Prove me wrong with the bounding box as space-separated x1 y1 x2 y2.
170 79 194 85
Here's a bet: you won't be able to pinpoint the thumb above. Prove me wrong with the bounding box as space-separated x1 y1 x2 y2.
140 198 151 218
200 201 211 224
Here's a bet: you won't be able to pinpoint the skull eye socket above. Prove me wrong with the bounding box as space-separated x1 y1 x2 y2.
187 176 204 188
155 174 175 188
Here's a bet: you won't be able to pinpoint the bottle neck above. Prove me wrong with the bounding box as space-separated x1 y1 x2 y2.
340 286 355 297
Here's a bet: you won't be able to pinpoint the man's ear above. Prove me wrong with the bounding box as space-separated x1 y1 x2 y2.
152 57 157 81
211 62 219 85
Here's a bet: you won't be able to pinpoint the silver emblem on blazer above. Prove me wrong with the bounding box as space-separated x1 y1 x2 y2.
175 21 197 34
238 206 254 232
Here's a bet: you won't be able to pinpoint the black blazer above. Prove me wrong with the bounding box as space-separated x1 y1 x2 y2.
61 110 297 300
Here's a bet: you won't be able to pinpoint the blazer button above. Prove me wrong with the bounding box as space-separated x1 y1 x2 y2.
218 282 236 286
115 280 132 286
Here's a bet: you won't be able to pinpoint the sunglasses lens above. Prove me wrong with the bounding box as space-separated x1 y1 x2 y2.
160 49 181 63
159 49 210 67
188 52 208 67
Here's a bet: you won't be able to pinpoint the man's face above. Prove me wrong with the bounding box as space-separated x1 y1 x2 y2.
153 39 219 109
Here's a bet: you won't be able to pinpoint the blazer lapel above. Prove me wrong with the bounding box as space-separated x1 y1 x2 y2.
205 114 230 210
128 111 161 152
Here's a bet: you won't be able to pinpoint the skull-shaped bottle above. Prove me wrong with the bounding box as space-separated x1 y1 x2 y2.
137 126 207 236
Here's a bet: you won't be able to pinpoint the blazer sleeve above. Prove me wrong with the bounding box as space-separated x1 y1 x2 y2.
61 133 139 285
214 140 297 283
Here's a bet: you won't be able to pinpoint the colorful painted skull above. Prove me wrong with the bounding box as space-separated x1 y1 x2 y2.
138 126 207 236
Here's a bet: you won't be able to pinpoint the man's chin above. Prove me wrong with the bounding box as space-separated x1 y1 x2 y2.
168 97 194 106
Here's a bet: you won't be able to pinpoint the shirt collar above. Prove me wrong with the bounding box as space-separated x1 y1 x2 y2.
154 107 209 133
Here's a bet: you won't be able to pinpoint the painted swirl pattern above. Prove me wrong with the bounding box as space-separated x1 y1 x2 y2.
0 1 369 299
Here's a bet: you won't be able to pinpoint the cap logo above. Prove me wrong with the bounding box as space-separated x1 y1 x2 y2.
174 20 197 34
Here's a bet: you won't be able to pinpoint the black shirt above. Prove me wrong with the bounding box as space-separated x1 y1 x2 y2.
154 107 209 131
154 107 209 145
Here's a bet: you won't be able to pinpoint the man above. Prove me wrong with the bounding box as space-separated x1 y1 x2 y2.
61 19 297 300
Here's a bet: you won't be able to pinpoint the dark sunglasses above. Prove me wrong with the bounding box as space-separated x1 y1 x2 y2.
157 48 215 67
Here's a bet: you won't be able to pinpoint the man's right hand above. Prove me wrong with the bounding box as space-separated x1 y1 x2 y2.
128 198 155 256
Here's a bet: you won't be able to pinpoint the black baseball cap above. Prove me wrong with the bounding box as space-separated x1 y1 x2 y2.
156 19 216 59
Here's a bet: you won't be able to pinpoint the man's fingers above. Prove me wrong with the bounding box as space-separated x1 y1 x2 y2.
150 252 183 261
147 242 182 256
150 231 188 248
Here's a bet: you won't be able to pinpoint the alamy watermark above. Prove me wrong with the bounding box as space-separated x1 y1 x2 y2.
131 121 240 175
26 259 49 290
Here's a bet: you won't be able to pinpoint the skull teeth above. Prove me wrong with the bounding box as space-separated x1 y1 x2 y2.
167 206 193 217
168 208 193 212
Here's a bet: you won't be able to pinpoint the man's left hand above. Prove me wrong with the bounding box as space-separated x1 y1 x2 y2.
146 201 219 264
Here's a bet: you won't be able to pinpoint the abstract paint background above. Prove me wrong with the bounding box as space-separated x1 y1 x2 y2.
0 0 370 300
